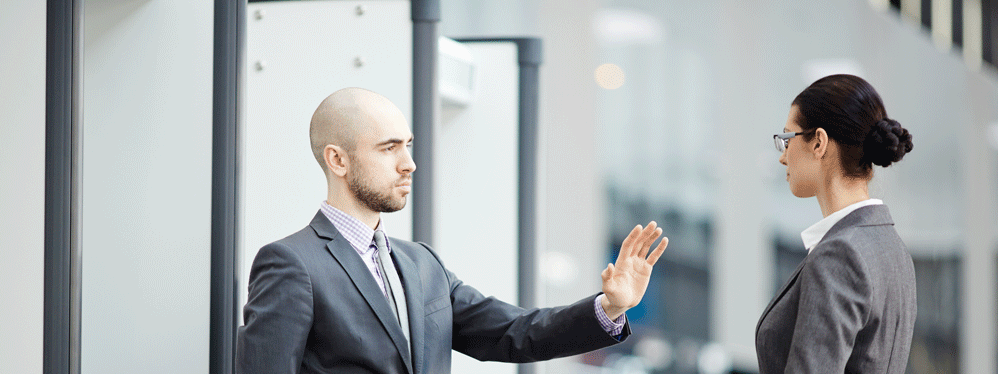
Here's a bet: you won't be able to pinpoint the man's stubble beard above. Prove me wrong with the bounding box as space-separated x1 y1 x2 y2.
347 161 407 213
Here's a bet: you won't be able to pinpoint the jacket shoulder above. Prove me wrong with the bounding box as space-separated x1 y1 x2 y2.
388 237 447 265
250 224 328 268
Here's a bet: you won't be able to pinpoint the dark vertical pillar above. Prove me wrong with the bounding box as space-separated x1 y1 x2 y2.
514 38 542 313
922 0 933 28
44 0 82 373
412 0 440 245
955 0 965 47
983 0 996 65
211 0 244 373
514 38 542 374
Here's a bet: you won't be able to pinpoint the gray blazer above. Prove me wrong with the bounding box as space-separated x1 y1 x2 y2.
755 205 916 373
236 211 627 374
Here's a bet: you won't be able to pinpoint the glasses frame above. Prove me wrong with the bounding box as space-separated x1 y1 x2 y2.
773 129 815 153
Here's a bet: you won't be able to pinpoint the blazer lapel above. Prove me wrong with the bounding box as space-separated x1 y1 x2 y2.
391 240 425 374
757 257 806 332
309 211 414 374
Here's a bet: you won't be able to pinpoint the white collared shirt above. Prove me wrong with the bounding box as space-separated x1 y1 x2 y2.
801 199 883 253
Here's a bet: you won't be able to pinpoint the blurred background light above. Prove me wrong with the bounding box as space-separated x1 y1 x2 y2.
594 63 626 89
541 251 579 287
697 342 732 374
593 8 666 45
634 335 673 371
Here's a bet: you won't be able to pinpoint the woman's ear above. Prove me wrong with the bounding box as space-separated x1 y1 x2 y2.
324 144 349 177
813 128 829 159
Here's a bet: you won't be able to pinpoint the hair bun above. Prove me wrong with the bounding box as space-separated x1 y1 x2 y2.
864 119 913 167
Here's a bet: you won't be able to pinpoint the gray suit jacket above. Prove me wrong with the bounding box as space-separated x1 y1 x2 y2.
755 205 916 373
236 211 628 374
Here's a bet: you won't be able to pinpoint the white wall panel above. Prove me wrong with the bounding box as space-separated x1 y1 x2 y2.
81 0 213 372
241 0 413 322
0 0 46 372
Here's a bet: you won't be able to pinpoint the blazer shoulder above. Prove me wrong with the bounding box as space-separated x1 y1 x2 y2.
389 237 448 266
808 227 877 282
825 205 894 237
275 223 328 249
251 224 327 268
253 227 313 261
811 223 864 254
818 207 907 263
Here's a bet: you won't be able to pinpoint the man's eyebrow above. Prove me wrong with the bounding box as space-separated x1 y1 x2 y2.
375 137 414 147
782 128 789 133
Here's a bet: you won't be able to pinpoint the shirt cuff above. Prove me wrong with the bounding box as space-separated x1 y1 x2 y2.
594 294 626 337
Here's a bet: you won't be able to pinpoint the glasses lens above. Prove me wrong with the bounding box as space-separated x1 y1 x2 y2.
774 136 784 152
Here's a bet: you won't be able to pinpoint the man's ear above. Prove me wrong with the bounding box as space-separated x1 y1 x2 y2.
324 144 349 177
813 128 829 159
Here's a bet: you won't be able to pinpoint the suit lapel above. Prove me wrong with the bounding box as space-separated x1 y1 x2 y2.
391 240 425 374
757 256 806 333
309 211 414 374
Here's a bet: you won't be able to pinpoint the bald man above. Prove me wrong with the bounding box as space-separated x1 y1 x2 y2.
235 88 669 374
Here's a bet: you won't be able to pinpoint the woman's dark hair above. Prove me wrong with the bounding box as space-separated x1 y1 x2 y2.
792 74 913 178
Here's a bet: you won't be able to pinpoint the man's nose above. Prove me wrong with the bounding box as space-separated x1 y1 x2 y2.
399 147 416 173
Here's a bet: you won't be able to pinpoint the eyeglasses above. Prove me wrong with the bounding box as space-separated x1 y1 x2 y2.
772 130 814 153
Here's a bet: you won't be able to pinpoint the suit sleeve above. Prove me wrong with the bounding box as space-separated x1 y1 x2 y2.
236 243 314 374
784 239 871 373
420 243 627 363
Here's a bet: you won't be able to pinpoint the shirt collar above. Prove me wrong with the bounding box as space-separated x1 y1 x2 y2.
801 198 883 253
319 201 386 256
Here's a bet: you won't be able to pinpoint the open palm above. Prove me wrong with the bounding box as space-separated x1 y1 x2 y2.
601 221 669 319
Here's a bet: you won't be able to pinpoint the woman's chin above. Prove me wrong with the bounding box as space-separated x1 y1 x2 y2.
788 183 816 198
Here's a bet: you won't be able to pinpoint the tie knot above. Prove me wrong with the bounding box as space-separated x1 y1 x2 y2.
373 230 388 249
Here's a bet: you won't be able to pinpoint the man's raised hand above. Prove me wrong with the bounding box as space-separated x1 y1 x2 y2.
600 221 669 320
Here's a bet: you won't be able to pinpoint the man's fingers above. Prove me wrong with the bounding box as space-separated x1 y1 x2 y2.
627 221 657 258
640 221 658 243
646 237 669 265
601 264 612 281
619 225 642 257
621 221 663 259
638 227 663 258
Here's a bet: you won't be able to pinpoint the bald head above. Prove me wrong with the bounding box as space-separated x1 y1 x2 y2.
309 87 405 172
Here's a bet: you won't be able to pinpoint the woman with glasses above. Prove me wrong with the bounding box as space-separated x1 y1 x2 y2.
755 74 916 374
